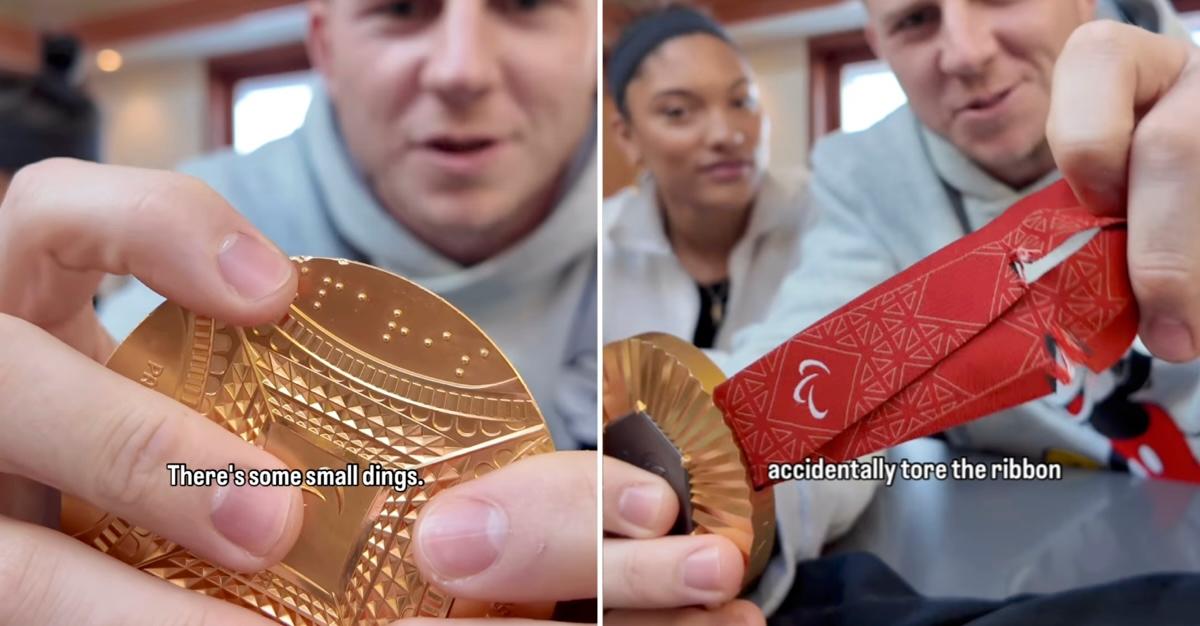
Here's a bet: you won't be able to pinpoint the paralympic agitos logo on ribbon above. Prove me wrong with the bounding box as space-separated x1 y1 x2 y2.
793 359 830 420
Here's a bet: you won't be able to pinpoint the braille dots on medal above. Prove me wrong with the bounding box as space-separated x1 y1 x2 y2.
307 273 355 312
295 264 308 288
311 275 337 310
436 331 468 378
296 264 312 305
455 345 492 378
384 308 406 343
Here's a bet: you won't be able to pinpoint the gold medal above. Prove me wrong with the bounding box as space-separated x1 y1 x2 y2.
603 333 774 586
63 258 556 624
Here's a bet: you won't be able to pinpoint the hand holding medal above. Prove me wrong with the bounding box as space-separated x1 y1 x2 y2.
604 179 1138 587
0 160 595 625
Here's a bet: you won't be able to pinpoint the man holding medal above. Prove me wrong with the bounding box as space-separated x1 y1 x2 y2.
603 0 1200 624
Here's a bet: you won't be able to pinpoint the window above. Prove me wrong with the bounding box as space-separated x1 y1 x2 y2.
839 59 906 133
1182 9 1200 43
807 30 875 143
207 42 311 151
232 70 314 154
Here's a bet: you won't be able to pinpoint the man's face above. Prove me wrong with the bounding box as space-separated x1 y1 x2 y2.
617 34 767 216
309 0 597 257
865 0 1094 184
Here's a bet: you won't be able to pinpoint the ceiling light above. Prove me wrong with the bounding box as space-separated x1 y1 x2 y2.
96 49 122 72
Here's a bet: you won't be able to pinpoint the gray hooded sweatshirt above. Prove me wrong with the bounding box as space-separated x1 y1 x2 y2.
100 84 598 450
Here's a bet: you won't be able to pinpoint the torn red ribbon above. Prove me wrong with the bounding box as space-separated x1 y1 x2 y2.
713 180 1139 489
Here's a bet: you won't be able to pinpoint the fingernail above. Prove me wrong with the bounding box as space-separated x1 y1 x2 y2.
419 497 507 579
683 546 724 591
211 483 292 556
1145 316 1196 362
217 233 292 301
618 484 664 531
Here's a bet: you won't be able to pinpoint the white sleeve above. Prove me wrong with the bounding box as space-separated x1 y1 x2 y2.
96 278 165 342
747 468 882 615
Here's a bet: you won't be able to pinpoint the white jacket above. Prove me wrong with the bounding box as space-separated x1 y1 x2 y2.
603 169 809 348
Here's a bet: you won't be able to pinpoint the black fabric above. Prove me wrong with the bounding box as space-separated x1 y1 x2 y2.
606 5 731 116
0 34 99 172
769 552 1200 626
692 279 729 349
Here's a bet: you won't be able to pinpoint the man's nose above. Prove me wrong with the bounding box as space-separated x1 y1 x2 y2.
422 0 499 107
938 1 999 79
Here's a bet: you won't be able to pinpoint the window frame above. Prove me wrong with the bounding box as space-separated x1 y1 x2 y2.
206 42 311 150
1177 0 1200 13
807 29 875 146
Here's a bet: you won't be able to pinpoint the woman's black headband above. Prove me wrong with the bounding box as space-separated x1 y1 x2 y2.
606 6 731 116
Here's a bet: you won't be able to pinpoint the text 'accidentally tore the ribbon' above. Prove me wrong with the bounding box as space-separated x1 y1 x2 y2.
166 462 425 492
767 456 1064 487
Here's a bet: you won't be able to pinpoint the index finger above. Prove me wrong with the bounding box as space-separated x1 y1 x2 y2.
0 159 297 341
1047 20 1190 215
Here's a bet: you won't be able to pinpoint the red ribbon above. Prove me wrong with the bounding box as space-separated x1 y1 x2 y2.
714 181 1139 489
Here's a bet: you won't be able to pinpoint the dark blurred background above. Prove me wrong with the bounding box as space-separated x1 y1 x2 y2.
0 0 315 169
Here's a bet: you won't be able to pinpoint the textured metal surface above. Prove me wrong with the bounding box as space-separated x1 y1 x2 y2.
62 257 556 624
602 333 774 586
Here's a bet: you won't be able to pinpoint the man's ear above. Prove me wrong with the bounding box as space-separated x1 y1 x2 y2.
306 0 336 95
611 109 642 169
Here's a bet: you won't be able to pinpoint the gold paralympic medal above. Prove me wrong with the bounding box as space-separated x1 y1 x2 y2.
602 333 774 587
62 258 556 624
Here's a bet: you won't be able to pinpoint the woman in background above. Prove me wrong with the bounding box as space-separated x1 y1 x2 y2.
602 5 808 350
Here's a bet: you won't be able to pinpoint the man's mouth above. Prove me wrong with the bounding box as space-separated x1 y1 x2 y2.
424 136 500 154
414 135 509 176
960 86 1016 113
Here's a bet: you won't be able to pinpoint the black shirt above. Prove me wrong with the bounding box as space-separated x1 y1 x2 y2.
693 279 731 349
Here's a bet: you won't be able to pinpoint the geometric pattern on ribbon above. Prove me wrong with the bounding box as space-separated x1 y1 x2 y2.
714 181 1139 489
